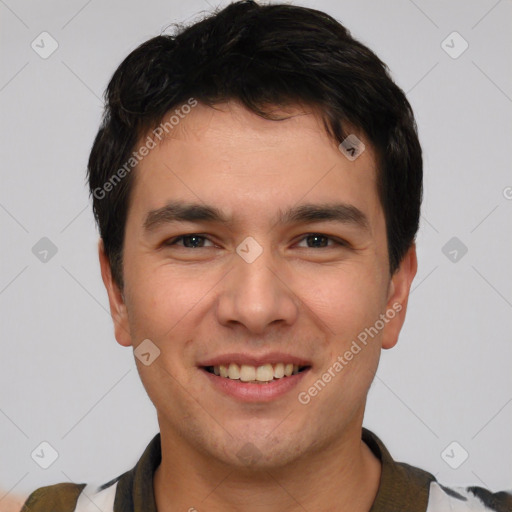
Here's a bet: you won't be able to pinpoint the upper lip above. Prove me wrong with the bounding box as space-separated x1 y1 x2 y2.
198 352 312 368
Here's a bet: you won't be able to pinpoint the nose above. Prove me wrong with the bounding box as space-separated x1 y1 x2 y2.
215 241 299 335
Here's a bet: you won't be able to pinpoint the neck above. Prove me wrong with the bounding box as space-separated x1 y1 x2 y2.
153 423 381 512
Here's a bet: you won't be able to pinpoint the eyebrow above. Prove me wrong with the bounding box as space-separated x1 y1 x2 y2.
143 200 369 232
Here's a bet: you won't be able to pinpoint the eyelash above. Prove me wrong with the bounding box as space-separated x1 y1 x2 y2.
163 233 347 249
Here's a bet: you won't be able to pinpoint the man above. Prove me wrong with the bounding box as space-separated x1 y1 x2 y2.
20 1 511 511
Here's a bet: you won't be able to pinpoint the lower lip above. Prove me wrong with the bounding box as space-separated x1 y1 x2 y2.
200 367 310 402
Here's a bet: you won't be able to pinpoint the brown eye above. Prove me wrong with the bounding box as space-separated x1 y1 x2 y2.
164 234 213 248
296 233 346 248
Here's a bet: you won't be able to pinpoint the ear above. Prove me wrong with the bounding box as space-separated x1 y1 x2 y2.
98 239 132 347
381 244 418 350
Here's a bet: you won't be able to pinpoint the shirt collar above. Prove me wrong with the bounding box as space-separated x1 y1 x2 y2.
363 427 436 512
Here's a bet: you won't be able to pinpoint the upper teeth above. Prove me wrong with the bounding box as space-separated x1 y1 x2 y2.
213 363 301 382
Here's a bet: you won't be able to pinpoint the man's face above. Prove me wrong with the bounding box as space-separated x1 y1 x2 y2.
100 101 416 469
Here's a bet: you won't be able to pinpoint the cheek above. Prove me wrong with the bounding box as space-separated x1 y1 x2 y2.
128 269 208 337
294 264 387 389
292 263 385 332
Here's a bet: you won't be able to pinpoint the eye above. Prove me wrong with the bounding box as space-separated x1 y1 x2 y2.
164 234 215 248
162 233 347 250
296 233 346 249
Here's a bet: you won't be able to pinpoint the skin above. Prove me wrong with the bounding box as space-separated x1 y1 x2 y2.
0 490 27 512
99 100 417 512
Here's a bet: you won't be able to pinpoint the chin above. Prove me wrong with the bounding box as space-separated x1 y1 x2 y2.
213 427 310 470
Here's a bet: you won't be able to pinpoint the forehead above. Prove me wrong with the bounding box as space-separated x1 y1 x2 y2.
128 101 382 230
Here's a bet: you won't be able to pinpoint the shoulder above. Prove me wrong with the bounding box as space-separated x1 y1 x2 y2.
426 481 512 512
21 482 86 512
20 478 120 512
362 428 512 512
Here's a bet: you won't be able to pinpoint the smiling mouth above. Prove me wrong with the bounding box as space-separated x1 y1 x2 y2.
202 363 311 384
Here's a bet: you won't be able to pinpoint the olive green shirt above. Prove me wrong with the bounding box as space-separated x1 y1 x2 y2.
21 428 512 512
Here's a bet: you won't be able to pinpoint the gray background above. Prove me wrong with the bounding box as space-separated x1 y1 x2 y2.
1 0 511 501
